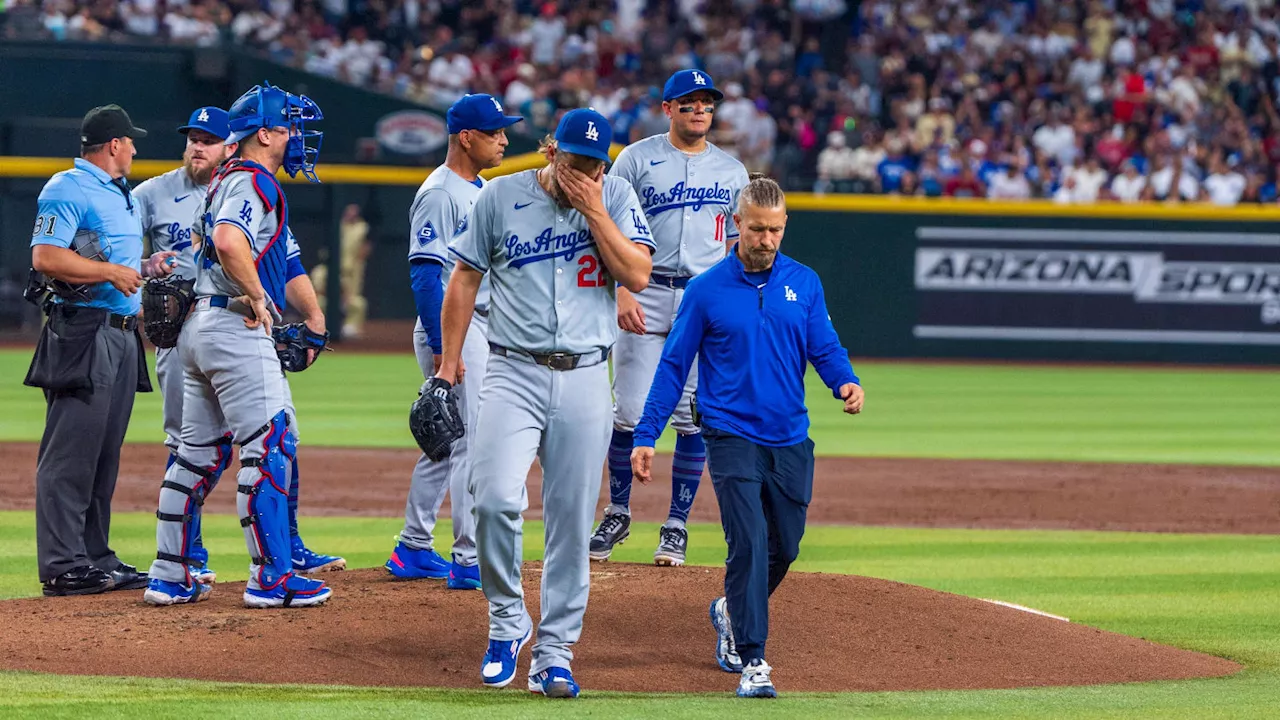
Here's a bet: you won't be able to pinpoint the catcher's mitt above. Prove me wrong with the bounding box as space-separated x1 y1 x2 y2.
141 276 196 348
272 322 331 372
409 377 464 462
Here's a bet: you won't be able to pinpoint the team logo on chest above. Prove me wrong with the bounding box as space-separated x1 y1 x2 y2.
505 226 595 268
640 181 734 214
785 285 798 302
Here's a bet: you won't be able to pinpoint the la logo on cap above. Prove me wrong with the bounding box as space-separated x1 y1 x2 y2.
693 72 706 85
198 109 210 122
585 121 599 142
491 97 503 112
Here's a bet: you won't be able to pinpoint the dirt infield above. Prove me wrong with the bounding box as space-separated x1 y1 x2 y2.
0 566 1239 693
2 442 1279 532
0 440 1262 693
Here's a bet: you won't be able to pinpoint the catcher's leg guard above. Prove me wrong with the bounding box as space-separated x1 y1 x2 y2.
237 411 294 588
151 437 233 585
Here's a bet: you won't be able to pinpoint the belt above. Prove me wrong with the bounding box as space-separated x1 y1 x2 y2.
489 342 608 371
109 313 138 331
475 307 489 318
650 273 692 289
51 304 137 331
195 295 252 318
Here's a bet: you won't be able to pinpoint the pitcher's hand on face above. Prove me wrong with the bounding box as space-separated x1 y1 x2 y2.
616 286 646 334
558 164 605 216
840 382 865 415
631 446 655 485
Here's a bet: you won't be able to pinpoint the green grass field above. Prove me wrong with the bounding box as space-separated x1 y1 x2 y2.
0 349 1277 718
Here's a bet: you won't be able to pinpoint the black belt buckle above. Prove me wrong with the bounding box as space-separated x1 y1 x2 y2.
109 313 137 331
543 352 578 371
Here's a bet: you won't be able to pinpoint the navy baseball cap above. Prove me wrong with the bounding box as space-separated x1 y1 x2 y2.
177 106 230 140
662 69 723 103
554 108 612 163
446 94 524 135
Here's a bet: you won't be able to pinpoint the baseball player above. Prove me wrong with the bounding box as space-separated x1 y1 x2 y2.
437 109 654 698
136 107 343 588
590 69 749 567
143 81 338 608
385 94 523 588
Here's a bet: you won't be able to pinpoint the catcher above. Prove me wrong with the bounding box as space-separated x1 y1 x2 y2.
144 83 342 608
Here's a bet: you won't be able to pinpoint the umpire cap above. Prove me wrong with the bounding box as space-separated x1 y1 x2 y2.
80 105 148 146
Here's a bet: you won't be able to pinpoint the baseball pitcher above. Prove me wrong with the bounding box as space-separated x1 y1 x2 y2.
435 109 653 698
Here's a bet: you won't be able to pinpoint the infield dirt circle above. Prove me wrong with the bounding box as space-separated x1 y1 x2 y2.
0 442 1259 693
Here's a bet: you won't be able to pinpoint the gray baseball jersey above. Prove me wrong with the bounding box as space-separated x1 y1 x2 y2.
409 165 491 309
449 169 655 355
609 133 749 276
134 167 205 281
193 164 288 309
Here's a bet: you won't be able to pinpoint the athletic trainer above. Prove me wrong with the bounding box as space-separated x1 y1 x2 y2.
631 175 864 698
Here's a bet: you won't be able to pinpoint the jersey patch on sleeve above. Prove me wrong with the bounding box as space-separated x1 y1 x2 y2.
454 215 468 236
418 221 438 245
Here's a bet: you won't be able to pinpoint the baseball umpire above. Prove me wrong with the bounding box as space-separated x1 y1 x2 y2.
632 175 864 698
590 69 749 567
26 104 177 597
134 105 237 584
432 109 653 698
386 93 523 588
143 81 337 608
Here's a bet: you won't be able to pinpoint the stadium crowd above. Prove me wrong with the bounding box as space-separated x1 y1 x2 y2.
8 0 1280 203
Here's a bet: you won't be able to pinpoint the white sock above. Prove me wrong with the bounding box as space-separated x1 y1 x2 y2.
606 504 631 517
663 517 686 530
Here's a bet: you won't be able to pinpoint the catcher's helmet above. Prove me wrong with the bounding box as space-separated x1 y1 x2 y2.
226 81 324 183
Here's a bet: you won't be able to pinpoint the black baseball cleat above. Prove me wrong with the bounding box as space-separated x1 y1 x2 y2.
589 512 631 561
42 566 112 597
106 563 149 591
654 525 688 567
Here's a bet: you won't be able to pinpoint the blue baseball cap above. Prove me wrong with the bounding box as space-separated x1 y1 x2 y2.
554 108 612 163
177 106 230 140
446 94 524 135
662 69 723 103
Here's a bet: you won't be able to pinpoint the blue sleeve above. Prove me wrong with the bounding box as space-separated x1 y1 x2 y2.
286 255 307 281
411 259 444 355
804 274 859 397
31 176 85 249
633 282 707 447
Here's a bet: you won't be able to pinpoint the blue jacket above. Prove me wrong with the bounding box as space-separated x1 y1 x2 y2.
634 247 859 448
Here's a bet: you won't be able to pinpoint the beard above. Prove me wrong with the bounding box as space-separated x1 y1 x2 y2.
740 245 776 272
184 153 219 185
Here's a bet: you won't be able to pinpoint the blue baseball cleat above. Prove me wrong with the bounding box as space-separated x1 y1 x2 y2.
709 596 743 672
736 659 778 698
528 667 581 698
385 541 450 580
481 628 531 688
243 572 331 608
143 578 212 606
447 557 482 590
291 535 346 575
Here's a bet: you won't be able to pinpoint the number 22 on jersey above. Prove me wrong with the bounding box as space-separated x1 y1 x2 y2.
577 254 609 288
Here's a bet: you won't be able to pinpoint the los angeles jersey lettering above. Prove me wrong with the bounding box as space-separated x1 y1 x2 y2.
609 133 749 276
449 169 654 354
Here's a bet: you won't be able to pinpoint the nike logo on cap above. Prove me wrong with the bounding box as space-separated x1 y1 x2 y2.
174 194 191 202
514 202 532 210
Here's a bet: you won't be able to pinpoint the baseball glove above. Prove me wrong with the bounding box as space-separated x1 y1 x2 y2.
141 276 196 348
409 377 465 462
272 322 331 372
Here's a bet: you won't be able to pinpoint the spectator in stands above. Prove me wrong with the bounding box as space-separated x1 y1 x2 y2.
943 164 984 199
815 131 855 194
1203 154 1247 207
1108 159 1147 203
988 157 1032 200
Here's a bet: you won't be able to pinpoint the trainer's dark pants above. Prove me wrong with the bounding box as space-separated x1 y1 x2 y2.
703 425 814 665
34 314 140 582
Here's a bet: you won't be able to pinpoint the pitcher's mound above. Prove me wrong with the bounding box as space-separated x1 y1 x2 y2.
0 564 1238 693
